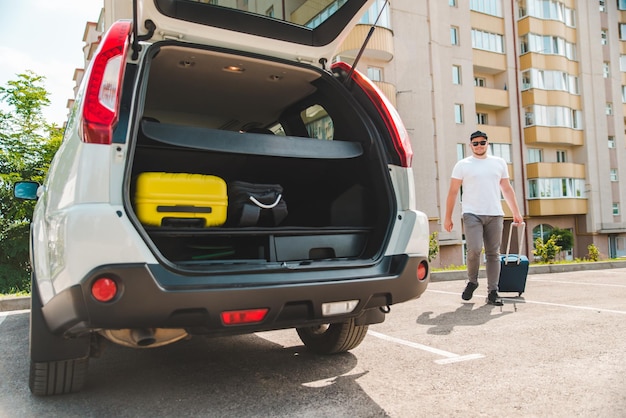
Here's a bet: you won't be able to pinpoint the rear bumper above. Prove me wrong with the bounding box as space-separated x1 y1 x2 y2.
41 255 429 336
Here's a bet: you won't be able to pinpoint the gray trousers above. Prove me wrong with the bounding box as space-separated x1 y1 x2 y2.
463 213 503 292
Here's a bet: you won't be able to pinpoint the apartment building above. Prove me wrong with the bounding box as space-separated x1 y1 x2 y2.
74 0 626 265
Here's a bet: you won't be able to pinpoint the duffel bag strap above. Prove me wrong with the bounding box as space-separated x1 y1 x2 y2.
238 195 288 227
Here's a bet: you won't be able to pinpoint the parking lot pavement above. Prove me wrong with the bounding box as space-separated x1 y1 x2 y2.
344 268 626 417
2 268 625 417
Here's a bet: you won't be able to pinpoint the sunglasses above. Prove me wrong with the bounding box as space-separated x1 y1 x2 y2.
471 140 487 146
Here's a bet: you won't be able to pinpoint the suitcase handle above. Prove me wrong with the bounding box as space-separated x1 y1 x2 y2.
504 222 525 265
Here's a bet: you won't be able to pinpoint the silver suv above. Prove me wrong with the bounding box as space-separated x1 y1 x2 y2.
15 0 430 395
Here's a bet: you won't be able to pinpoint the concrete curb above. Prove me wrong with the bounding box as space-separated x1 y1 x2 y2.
431 259 626 282
1 260 625 312
0 296 30 312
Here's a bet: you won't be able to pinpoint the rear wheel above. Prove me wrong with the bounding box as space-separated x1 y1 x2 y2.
296 318 368 354
29 277 91 396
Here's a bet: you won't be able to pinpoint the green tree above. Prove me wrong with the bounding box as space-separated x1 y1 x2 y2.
0 71 62 293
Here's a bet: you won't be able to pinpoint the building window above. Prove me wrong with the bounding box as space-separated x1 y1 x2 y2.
519 0 576 27
620 24 626 40
522 68 579 94
528 148 543 163
524 105 583 129
367 67 383 82
451 26 459 45
606 103 613 115
611 169 618 181
613 203 620 216
474 77 487 87
490 143 512 163
609 136 616 148
472 29 505 53
601 29 608 45
476 112 488 124
454 104 464 124
621 55 626 72
521 33 577 61
470 0 502 17
449 0 457 6
622 86 626 103
452 65 462 84
599 0 606 12
359 0 391 29
457 143 466 160
528 178 585 198
604 62 610 78
620 0 626 10
557 150 567 162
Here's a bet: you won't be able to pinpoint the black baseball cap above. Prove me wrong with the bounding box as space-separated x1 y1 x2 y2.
470 130 488 141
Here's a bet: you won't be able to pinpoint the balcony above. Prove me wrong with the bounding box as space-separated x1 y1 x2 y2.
521 90 581 109
526 162 586 179
475 86 509 109
473 49 506 74
528 198 587 216
336 24 393 62
374 81 397 108
476 124 511 143
524 126 584 146
519 53 578 74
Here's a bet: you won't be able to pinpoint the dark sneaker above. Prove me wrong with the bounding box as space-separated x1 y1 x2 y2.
462 282 479 301
486 290 503 306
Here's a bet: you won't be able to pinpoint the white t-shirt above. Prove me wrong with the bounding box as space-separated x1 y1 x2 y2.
451 155 509 216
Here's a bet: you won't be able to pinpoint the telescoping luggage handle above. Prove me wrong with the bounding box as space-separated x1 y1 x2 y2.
504 222 526 265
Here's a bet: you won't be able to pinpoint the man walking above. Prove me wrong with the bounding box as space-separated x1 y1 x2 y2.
444 130 524 306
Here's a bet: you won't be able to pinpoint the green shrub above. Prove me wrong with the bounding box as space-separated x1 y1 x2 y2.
587 243 600 262
532 235 562 263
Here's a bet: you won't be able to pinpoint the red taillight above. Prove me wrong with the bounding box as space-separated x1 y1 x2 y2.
91 277 118 302
82 20 133 144
417 260 428 281
221 308 269 325
332 61 413 167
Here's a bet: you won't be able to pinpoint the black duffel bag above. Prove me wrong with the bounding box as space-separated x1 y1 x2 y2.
227 181 288 227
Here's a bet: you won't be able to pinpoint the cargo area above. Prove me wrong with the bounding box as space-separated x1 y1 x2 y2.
126 43 394 265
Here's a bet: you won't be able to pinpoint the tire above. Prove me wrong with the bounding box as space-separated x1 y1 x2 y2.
296 318 368 354
29 276 90 396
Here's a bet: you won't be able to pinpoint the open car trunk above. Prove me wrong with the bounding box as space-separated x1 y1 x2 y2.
126 42 395 267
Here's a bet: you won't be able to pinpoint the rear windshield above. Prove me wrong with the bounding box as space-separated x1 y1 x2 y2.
154 0 369 46
187 0 347 29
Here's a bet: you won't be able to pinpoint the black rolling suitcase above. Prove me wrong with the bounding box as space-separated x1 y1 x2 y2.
498 222 529 296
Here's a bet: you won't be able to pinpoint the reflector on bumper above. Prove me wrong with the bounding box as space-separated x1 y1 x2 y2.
322 300 359 316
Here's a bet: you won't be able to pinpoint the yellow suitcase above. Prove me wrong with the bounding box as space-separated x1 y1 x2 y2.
134 172 227 227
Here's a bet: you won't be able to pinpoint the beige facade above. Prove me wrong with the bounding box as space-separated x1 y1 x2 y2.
74 0 626 263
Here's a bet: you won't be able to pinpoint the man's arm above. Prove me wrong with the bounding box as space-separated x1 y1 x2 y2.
444 178 462 232
500 178 524 224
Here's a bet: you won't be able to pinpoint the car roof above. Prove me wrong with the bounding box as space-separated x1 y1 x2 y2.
135 0 375 67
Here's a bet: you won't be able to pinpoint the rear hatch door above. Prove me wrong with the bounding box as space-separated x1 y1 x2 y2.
136 0 374 67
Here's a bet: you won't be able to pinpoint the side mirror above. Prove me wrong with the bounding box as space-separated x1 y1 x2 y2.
14 181 40 200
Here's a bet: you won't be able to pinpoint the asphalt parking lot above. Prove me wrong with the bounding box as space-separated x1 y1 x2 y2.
1 267 625 417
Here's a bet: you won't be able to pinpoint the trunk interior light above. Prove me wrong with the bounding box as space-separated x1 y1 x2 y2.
332 62 413 168
82 20 133 145
91 277 118 303
221 308 269 325
322 300 359 316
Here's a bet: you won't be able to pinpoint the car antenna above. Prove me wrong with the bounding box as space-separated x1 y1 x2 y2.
344 0 390 87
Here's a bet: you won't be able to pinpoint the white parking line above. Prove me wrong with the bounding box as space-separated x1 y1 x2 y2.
427 289 626 315
529 278 626 288
367 330 484 364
